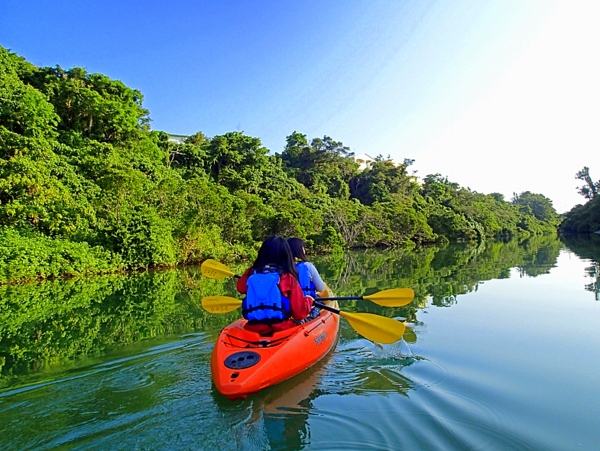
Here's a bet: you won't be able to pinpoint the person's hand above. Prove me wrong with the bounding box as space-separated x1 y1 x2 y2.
306 295 315 304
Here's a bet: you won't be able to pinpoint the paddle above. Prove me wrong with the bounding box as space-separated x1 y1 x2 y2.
200 259 415 307
314 301 405 344
317 288 414 307
201 259 240 280
202 296 244 314
201 296 405 344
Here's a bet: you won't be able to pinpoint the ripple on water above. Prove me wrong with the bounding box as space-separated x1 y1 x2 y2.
0 332 215 399
287 402 400 451
319 337 451 396
258 387 556 451
0 327 565 451
0 333 219 451
301 335 558 451
388 385 556 451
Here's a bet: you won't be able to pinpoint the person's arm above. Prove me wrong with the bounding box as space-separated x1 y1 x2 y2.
281 274 313 320
236 268 252 294
305 262 325 292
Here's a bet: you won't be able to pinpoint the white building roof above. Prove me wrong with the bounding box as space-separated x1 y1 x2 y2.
353 153 375 171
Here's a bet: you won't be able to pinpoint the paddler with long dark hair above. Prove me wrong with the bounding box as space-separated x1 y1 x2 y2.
236 236 314 335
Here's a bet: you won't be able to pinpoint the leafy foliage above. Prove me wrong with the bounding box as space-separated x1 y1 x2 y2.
0 227 123 283
560 196 600 234
350 157 418 205
559 167 600 235
575 166 599 200
0 45 561 283
279 132 358 199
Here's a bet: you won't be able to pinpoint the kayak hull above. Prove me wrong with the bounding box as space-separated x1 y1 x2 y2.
211 288 340 400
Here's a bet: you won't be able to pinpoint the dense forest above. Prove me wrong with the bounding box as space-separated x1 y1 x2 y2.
0 46 560 284
559 166 600 235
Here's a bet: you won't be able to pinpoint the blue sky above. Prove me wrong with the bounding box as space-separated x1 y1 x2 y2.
2 0 599 212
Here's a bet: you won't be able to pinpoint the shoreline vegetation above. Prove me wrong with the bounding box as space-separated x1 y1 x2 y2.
0 45 586 285
559 166 600 235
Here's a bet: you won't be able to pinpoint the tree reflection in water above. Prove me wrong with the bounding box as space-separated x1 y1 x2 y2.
561 234 600 301
0 235 569 383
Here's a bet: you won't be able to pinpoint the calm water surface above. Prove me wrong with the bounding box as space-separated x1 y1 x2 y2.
1 236 599 450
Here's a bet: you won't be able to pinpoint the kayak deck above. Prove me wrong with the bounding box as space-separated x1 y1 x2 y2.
211 289 340 399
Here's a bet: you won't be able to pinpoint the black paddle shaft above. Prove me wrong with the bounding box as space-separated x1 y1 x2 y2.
313 301 341 315
317 296 362 301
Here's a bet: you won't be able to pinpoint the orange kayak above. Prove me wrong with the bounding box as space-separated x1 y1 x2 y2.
211 287 340 400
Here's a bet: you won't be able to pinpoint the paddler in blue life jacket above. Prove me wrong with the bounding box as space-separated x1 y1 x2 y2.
237 236 314 334
287 237 325 296
287 237 325 321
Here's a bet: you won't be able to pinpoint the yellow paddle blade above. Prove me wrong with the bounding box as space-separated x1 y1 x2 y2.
201 259 236 280
340 312 405 344
363 288 415 307
202 296 242 314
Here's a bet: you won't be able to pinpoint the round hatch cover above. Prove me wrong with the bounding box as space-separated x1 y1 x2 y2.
224 351 261 369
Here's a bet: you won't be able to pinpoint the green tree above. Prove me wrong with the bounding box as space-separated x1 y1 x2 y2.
0 44 568 283
575 166 599 200
350 157 418 205
279 132 359 199
23 66 149 144
560 196 600 234
511 191 559 224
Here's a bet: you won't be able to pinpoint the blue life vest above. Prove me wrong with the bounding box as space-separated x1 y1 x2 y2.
242 269 291 323
296 262 316 297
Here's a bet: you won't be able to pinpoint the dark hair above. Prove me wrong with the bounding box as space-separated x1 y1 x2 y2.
252 236 298 279
287 237 308 262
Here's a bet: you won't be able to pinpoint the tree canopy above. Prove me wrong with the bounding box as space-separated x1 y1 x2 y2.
560 167 600 235
0 46 561 284
575 166 599 200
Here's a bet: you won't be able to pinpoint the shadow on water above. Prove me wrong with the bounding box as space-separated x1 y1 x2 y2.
209 335 422 451
208 354 336 451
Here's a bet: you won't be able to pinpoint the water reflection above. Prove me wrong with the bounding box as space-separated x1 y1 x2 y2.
4 235 593 450
0 268 238 385
256 358 329 450
314 234 563 319
561 234 600 301
210 339 421 450
588 267 599 301
207 354 330 450
0 235 565 384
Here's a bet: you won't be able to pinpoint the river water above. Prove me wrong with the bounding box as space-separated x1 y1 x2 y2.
0 235 599 450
